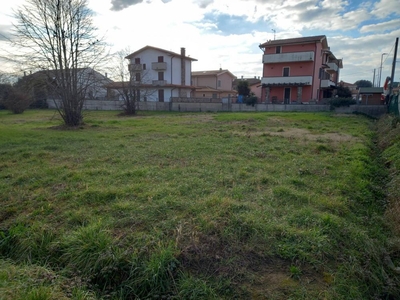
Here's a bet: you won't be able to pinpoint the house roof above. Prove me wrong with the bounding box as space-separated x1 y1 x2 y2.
233 78 261 87
358 87 384 94
106 81 196 90
22 68 113 88
194 86 238 94
192 69 236 78
259 35 327 48
339 80 357 87
125 45 197 61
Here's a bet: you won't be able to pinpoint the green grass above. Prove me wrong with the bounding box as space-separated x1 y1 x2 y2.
0 109 399 299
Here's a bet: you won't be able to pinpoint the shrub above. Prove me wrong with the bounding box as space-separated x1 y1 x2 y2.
328 97 356 109
0 87 33 114
245 95 258 107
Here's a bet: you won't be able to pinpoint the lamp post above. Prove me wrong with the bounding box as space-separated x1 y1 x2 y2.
379 53 387 87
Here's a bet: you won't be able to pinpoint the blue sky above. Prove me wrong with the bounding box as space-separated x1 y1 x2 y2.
1 0 399 85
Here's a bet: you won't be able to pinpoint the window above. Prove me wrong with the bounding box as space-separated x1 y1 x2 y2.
135 72 141 81
217 80 221 88
143 63 146 70
135 58 140 64
212 93 217 98
158 56 164 62
276 46 281 54
283 67 289 77
158 72 164 81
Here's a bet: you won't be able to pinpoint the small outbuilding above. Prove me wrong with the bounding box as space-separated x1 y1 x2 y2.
358 87 384 105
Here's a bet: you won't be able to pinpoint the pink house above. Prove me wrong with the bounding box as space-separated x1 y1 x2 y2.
259 35 342 104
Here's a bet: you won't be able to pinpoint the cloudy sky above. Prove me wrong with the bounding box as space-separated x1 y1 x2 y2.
1 0 399 85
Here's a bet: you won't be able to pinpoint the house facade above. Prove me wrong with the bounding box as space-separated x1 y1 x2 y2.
191 69 237 99
259 35 342 104
123 46 197 102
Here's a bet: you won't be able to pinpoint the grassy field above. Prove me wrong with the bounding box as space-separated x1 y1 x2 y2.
0 109 399 299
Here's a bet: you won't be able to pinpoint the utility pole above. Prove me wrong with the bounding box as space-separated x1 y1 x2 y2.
272 29 276 40
388 37 399 96
373 69 376 87
379 53 388 87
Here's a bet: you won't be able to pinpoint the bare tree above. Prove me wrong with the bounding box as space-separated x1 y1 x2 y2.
10 0 107 126
108 48 155 115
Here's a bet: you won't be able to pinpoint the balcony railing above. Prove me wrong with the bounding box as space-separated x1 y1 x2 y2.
263 51 314 63
128 64 142 71
321 79 336 88
152 62 167 70
152 80 167 86
326 62 339 73
261 76 312 86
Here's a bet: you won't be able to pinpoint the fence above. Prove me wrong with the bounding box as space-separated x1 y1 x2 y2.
388 94 400 116
46 99 389 117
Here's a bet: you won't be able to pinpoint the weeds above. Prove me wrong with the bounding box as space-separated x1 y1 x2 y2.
0 110 399 299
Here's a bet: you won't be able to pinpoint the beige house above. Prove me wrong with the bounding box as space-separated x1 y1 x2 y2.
339 80 358 99
191 69 237 99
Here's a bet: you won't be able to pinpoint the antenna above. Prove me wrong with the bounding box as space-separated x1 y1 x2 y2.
272 29 276 40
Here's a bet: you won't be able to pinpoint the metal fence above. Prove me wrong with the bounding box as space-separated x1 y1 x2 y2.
388 94 400 116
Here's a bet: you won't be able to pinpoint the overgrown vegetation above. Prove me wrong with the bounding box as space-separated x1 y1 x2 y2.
0 110 399 299
328 97 357 109
0 83 33 114
376 115 400 237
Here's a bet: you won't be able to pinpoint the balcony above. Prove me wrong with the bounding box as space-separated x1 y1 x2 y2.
326 62 339 73
128 64 142 71
152 62 167 70
261 76 312 86
152 80 167 86
263 51 314 64
321 79 336 88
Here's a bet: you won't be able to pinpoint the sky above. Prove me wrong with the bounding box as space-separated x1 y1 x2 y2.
0 0 399 85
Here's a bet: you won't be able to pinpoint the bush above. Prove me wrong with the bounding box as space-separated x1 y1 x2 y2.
1 88 33 114
245 95 258 107
328 97 356 109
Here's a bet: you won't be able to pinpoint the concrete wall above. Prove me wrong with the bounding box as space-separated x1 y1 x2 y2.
47 99 388 117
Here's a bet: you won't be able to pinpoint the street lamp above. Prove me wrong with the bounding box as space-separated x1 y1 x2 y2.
379 53 387 87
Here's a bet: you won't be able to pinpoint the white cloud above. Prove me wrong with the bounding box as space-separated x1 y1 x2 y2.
360 19 400 33
371 0 400 18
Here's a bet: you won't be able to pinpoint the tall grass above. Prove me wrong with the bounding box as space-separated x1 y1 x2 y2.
0 110 399 299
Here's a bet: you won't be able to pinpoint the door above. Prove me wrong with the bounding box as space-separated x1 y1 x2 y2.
284 88 291 104
158 89 164 102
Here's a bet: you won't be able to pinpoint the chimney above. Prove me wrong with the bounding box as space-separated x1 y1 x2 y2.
181 47 186 86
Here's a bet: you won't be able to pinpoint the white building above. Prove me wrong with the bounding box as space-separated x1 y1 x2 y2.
124 46 197 102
